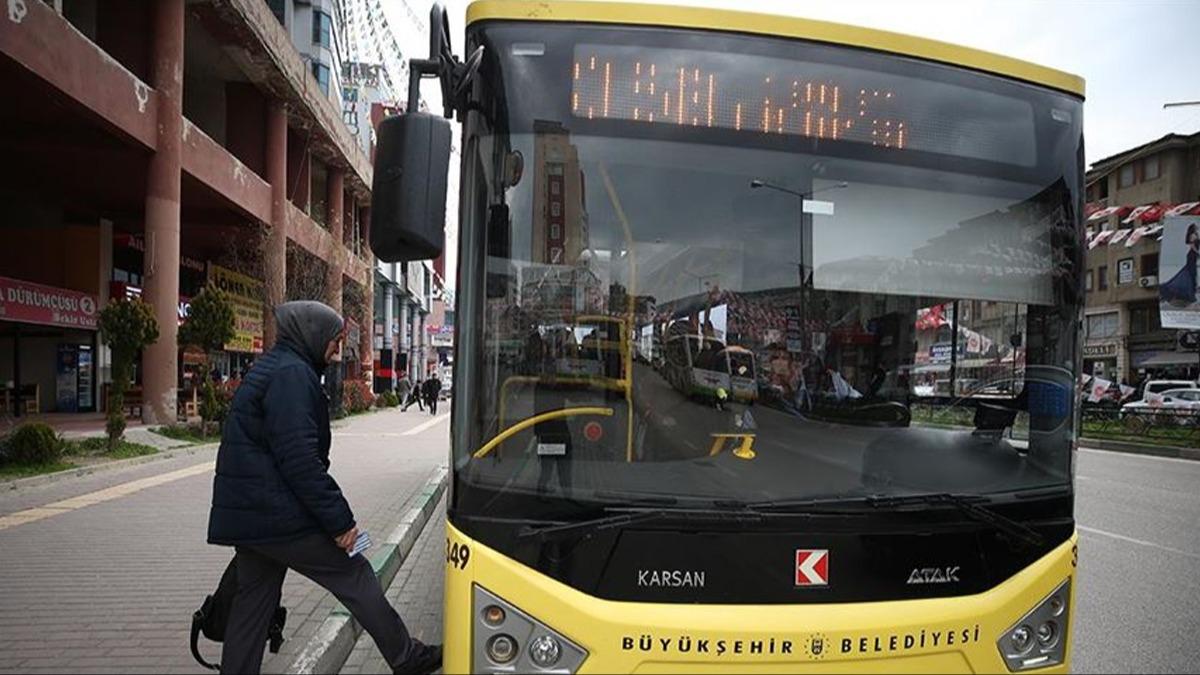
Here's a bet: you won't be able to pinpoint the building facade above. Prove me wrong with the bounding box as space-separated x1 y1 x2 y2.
0 0 377 422
1083 132 1200 384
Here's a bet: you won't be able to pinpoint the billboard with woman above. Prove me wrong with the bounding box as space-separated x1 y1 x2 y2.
1159 216 1200 329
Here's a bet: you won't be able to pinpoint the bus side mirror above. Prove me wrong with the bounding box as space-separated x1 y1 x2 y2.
369 112 451 262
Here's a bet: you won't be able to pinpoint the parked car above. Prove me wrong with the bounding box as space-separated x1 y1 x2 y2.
1121 388 1200 426
1138 380 1199 402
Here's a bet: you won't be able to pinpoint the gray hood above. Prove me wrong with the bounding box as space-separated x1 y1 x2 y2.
274 301 344 370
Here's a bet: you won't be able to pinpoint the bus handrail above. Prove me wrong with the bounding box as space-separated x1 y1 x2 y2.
472 407 615 459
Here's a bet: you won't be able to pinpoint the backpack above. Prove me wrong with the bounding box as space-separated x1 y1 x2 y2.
190 557 288 671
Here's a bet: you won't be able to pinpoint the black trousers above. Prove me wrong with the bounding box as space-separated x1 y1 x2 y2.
427 396 438 415
220 533 416 674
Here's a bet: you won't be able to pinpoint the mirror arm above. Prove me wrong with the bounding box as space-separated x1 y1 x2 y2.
404 3 484 120
406 57 442 117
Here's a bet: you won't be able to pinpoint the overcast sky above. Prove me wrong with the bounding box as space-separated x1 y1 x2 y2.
435 0 1200 166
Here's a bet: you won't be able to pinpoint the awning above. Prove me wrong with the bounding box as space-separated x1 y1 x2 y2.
1145 225 1164 240
1166 201 1200 218
1134 351 1200 368
1108 229 1131 246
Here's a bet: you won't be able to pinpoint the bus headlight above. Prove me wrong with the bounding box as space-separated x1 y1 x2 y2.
997 579 1070 671
474 585 587 673
529 634 562 667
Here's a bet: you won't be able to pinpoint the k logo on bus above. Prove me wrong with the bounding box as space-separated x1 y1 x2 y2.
795 549 829 586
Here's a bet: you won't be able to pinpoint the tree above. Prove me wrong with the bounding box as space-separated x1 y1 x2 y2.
178 285 237 434
98 297 159 451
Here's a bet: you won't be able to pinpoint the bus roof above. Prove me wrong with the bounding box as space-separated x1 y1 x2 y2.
465 1 1085 98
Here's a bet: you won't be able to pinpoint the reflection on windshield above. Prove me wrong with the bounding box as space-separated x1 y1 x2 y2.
458 28 1082 513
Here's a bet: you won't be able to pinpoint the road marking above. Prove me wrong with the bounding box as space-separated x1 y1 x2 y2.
0 461 214 532
1078 525 1200 560
402 414 450 436
1079 447 1199 466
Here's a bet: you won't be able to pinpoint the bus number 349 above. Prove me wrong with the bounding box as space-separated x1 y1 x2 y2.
447 540 470 570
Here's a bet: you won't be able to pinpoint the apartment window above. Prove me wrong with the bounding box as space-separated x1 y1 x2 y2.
1087 312 1119 339
1144 155 1160 181
1097 265 1108 291
312 62 331 95
1118 164 1135 188
1086 269 1093 292
312 11 333 48
1130 303 1162 335
1141 253 1159 277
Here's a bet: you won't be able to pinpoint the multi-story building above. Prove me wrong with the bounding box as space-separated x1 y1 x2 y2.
1083 131 1200 384
268 0 347 104
0 0 376 422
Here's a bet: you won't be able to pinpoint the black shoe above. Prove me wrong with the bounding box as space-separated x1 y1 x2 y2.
394 642 442 675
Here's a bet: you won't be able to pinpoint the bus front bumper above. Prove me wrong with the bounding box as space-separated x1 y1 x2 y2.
443 522 1078 674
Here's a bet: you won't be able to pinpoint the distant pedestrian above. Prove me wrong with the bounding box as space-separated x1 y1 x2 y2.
423 375 441 415
396 376 413 407
403 378 424 411
207 301 441 674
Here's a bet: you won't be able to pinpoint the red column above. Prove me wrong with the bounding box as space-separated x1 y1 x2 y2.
360 207 375 379
325 170 345 314
141 0 184 425
263 101 288 349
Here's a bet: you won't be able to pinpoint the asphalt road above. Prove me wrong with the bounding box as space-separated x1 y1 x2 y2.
1072 446 1200 674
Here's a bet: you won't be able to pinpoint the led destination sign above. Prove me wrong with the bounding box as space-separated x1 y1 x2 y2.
570 43 1040 166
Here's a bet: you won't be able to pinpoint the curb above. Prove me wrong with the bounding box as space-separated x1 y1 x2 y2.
1 442 220 492
291 465 449 675
1080 437 1200 461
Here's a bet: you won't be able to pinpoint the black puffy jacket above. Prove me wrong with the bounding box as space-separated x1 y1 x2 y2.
207 341 355 546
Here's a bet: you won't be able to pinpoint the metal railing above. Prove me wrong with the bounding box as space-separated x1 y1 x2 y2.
1080 403 1200 446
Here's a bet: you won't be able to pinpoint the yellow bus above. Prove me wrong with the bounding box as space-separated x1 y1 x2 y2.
369 1 1085 672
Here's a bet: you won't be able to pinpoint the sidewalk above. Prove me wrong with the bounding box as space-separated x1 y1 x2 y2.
340 502 445 675
0 407 449 675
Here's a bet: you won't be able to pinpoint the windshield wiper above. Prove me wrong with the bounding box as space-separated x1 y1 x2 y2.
750 493 1045 548
869 493 1045 548
517 507 766 542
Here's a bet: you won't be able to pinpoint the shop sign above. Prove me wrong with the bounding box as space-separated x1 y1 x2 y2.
0 276 98 330
111 282 191 326
430 324 455 347
785 306 803 353
116 233 205 272
1118 258 1135 285
929 342 965 364
1083 343 1118 358
208 264 264 353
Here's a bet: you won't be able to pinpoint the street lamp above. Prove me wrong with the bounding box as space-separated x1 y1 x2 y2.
749 179 848 350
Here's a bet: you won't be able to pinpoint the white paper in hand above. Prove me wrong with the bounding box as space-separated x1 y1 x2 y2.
348 530 372 557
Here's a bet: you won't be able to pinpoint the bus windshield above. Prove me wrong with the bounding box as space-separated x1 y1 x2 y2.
455 22 1083 518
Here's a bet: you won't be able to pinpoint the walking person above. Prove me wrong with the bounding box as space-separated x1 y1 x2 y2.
403 377 424 411
207 301 441 674
396 375 412 410
423 374 442 415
